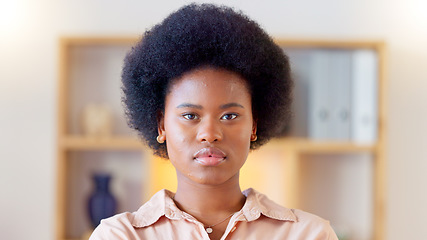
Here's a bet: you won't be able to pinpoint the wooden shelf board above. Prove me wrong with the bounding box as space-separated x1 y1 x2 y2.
275 39 384 49
60 36 138 46
262 138 376 154
59 135 146 151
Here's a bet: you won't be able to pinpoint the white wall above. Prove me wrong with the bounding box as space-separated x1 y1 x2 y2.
1 0 426 239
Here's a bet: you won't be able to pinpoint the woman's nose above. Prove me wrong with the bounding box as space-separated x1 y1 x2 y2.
196 119 223 143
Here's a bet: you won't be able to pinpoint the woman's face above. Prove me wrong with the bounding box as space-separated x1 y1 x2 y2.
159 67 256 186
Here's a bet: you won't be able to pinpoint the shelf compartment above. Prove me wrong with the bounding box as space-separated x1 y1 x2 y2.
61 41 136 137
64 150 147 239
298 153 374 240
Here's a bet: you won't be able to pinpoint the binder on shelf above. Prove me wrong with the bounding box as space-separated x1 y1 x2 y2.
308 49 332 140
328 50 352 141
350 50 378 144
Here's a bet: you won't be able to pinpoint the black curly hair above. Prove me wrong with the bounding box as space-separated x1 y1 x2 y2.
122 3 293 158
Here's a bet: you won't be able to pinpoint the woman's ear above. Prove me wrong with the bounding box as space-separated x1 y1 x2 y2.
157 111 166 143
250 118 258 142
252 118 257 135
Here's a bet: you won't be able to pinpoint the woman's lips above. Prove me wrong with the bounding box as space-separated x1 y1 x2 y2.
193 147 226 166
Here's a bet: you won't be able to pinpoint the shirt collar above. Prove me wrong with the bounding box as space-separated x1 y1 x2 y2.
131 189 177 228
241 188 297 222
131 188 296 228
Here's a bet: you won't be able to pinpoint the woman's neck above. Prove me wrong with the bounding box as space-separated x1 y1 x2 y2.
172 173 246 221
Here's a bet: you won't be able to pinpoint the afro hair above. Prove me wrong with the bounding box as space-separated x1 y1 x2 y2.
121 3 293 158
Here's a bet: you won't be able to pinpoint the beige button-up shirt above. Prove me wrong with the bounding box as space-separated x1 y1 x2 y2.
90 188 338 240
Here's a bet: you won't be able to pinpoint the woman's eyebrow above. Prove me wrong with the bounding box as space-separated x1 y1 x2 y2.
176 102 244 109
220 103 244 109
176 103 203 109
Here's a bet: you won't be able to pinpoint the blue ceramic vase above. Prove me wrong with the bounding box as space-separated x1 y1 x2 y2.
88 173 117 228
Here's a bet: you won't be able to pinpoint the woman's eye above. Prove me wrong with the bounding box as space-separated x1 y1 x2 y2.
182 113 198 120
221 113 238 120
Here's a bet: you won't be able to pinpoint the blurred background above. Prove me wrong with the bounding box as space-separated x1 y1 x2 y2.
1 0 426 239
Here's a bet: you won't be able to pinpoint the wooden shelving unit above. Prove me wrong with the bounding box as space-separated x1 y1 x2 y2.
56 37 386 240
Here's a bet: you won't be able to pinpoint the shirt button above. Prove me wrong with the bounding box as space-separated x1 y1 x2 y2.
231 226 237 232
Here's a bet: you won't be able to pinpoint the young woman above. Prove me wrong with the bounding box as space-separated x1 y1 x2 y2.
90 3 338 240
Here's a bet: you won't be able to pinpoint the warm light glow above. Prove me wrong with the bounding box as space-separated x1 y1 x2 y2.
413 1 427 29
0 1 23 33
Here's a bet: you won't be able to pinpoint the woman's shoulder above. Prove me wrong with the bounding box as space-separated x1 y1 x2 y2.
245 188 331 223
290 208 332 228
88 212 136 239
243 188 338 239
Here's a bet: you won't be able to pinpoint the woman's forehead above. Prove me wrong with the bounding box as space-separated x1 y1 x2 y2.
166 68 252 107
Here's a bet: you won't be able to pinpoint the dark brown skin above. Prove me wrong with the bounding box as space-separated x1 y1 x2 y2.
158 67 257 240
